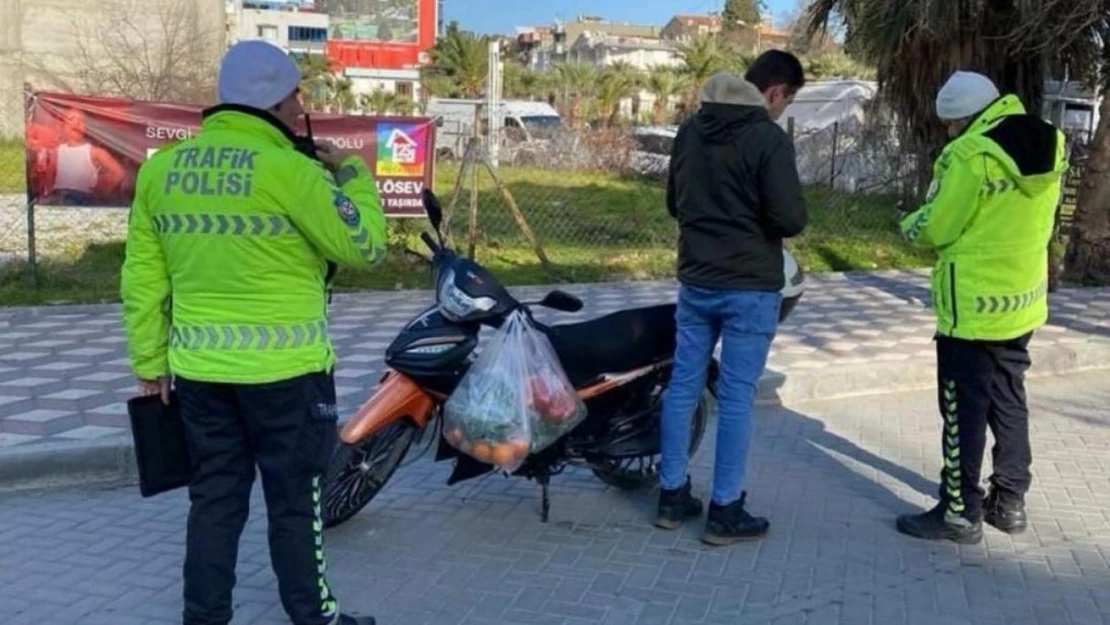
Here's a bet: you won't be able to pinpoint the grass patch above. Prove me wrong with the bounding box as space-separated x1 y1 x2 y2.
0 164 934 306
0 140 25 194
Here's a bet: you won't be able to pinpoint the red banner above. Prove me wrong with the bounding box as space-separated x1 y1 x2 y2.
24 91 436 217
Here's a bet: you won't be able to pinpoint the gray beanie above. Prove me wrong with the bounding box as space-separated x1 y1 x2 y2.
935 71 1000 120
218 40 302 110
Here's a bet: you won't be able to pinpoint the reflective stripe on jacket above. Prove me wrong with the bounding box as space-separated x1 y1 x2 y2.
900 95 1068 341
121 106 388 384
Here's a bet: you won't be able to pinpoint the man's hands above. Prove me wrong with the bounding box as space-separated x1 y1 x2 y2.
138 376 172 405
313 140 358 173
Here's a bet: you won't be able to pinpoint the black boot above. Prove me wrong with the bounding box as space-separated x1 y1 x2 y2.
896 502 982 545
654 477 703 530
701 492 769 546
337 614 376 625
984 489 1027 534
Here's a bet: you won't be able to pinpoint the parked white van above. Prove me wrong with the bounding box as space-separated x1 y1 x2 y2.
425 98 567 161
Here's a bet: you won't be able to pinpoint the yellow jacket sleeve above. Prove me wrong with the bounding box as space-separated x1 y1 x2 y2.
900 154 986 250
120 164 172 379
287 154 388 269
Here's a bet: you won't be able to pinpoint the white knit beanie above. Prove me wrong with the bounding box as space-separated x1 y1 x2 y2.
218 40 302 111
935 71 1000 120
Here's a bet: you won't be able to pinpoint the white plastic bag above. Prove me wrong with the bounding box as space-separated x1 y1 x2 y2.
442 309 587 472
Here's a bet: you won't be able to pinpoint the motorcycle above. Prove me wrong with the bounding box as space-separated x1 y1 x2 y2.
321 189 806 527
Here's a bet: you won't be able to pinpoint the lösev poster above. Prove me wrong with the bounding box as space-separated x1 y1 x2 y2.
23 91 436 217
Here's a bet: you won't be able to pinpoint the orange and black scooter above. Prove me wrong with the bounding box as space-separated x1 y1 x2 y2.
321 189 804 527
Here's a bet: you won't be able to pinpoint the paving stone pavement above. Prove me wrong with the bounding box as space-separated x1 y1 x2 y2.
1 371 1108 625
0 271 1108 448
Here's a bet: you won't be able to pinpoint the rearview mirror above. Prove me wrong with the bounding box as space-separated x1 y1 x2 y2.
422 188 444 233
540 290 583 313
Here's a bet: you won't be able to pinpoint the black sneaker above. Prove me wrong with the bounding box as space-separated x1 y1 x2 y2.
701 492 769 546
984 489 1027 534
337 614 376 625
654 477 703 530
896 502 982 545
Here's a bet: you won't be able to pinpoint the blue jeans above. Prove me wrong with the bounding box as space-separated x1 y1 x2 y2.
659 285 780 506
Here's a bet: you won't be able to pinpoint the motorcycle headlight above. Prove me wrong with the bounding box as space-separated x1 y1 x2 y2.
437 268 497 321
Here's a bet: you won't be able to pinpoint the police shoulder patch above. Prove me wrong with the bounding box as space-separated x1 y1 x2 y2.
332 189 360 226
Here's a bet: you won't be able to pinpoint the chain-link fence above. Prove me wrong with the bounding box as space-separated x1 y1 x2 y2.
1 88 29 269
1 107 942 305
414 115 932 288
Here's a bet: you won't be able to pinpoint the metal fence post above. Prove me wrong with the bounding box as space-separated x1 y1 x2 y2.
25 198 36 286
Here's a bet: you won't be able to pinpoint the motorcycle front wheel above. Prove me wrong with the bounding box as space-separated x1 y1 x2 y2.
589 389 711 490
321 422 418 528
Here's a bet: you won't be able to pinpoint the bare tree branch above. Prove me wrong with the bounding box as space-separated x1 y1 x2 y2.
29 0 220 104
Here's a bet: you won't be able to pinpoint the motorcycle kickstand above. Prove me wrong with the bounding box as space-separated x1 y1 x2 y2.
538 472 551 523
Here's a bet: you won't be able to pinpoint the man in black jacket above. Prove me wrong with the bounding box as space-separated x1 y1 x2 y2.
655 51 808 546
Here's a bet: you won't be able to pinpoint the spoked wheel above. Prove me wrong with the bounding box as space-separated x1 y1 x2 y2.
321 422 418 528
589 389 711 490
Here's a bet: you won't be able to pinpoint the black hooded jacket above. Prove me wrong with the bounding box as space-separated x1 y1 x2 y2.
666 77 808 291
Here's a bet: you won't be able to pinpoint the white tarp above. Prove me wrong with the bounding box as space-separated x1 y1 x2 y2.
778 80 913 194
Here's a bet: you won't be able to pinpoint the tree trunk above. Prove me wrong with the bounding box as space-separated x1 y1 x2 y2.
1064 91 1110 285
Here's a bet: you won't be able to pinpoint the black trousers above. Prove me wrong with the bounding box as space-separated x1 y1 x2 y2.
935 333 1034 522
177 371 340 625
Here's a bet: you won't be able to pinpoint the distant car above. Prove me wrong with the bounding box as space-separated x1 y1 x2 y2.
426 98 574 163
629 126 677 180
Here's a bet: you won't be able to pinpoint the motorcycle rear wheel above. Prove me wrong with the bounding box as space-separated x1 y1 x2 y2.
321 422 418 528
589 389 710 490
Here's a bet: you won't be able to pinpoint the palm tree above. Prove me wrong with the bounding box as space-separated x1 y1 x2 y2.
803 52 877 80
726 51 759 78
806 0 1102 188
677 34 729 110
330 77 357 114
424 22 489 98
645 66 688 125
294 54 336 113
503 60 541 100
419 66 457 99
553 63 598 128
805 0 1109 282
595 63 643 126
534 70 565 107
359 90 397 116
1066 94 1109 284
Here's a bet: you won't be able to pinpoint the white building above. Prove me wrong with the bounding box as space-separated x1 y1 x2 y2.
342 68 421 101
567 34 681 70
227 0 329 56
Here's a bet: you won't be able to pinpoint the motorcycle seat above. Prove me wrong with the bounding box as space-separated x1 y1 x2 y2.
541 303 677 388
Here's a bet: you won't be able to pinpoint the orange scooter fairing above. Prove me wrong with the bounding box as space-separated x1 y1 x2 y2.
339 371 436 444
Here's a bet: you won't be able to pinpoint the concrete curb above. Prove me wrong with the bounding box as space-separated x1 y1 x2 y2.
0 437 137 496
0 271 934 319
3 338 1107 496
757 339 1110 405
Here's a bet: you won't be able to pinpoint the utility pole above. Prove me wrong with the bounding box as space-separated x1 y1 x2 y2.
487 39 504 168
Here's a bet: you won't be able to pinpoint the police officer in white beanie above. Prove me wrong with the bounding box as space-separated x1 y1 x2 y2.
121 39 383 625
935 70 1002 137
895 70 1068 544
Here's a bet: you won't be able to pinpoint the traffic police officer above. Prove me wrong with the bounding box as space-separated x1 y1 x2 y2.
121 40 386 625
896 71 1068 544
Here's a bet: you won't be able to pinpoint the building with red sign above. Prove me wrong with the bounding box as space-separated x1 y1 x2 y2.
319 0 439 101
